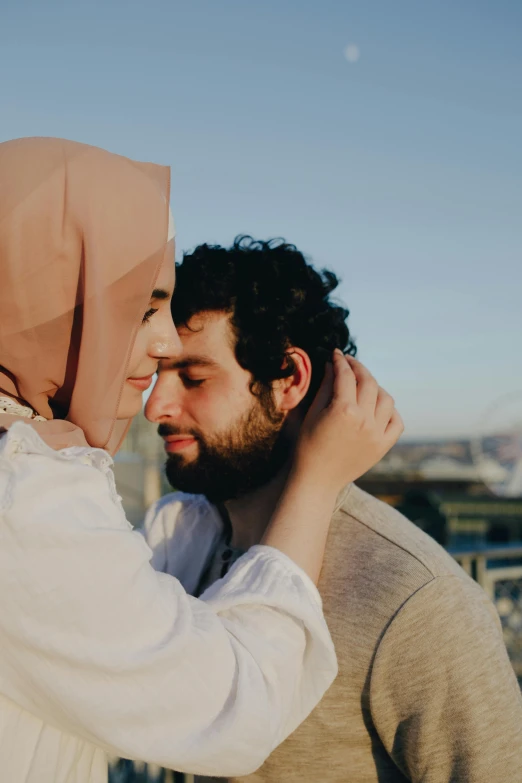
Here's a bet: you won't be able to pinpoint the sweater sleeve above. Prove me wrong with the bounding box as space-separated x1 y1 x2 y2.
0 452 337 777
370 574 522 782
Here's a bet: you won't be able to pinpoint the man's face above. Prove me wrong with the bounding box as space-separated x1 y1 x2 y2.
145 310 290 503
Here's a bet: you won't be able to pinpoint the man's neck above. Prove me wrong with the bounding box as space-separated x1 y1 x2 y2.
224 466 290 550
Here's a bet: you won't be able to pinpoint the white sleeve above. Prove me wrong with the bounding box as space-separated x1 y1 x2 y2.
0 453 337 777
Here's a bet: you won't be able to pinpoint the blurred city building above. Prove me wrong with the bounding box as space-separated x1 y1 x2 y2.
357 438 522 550
114 414 168 527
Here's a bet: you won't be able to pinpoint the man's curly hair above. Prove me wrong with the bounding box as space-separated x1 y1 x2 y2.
172 236 357 405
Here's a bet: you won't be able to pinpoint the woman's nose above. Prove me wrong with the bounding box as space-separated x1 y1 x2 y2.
150 320 183 361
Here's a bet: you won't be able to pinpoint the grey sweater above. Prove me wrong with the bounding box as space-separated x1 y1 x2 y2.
147 485 522 782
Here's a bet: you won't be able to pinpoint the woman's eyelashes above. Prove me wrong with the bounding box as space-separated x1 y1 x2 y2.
142 307 159 324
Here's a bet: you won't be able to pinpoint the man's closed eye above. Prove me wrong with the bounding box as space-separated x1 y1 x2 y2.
181 376 206 388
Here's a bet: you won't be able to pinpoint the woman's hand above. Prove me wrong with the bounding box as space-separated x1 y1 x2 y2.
262 350 403 582
293 350 403 496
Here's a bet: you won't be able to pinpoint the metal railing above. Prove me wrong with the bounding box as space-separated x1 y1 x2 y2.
108 759 188 783
452 545 522 679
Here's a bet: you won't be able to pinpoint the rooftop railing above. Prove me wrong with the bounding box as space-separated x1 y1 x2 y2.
452 545 522 679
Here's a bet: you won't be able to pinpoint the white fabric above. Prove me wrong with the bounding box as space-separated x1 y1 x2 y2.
0 396 46 422
143 492 227 595
0 422 337 783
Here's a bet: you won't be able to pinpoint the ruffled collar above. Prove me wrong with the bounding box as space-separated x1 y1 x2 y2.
0 396 47 422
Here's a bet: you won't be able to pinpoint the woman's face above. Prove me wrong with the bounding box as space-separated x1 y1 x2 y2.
117 250 181 419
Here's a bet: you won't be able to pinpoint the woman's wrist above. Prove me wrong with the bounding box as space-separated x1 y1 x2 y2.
285 460 342 503
261 468 338 582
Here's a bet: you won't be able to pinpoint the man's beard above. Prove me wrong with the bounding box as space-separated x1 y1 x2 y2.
161 396 290 504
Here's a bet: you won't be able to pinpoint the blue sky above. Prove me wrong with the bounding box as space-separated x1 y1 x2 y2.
1 0 520 437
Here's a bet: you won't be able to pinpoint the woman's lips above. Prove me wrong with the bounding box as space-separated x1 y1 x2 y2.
127 374 154 391
163 436 197 453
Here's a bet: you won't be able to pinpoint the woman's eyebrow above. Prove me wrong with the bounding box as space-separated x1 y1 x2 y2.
151 288 171 300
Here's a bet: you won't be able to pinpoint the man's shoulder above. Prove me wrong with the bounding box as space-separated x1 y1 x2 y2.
319 485 472 625
333 484 464 581
318 486 487 659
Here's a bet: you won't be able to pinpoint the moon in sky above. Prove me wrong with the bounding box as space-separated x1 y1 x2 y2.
344 43 360 63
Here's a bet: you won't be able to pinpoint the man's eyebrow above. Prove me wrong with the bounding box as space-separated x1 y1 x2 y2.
151 288 170 300
168 356 219 370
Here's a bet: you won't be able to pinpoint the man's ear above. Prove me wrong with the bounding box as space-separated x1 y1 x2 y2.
272 348 312 413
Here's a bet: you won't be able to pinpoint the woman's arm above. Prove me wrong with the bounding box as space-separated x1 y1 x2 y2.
0 448 332 776
263 352 403 581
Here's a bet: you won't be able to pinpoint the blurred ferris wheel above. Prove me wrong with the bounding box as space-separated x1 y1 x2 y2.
471 391 522 498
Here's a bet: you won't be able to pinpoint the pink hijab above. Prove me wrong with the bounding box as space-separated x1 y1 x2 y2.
0 137 172 453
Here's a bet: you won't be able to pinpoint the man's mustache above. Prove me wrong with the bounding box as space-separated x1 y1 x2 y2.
157 423 201 440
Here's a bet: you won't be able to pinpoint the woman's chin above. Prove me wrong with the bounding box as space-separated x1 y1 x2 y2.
116 389 143 421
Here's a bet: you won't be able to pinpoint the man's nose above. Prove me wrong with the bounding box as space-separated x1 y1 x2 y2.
144 381 183 423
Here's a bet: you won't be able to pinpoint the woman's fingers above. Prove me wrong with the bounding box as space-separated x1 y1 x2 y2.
332 354 400 444
332 349 357 405
345 356 379 412
375 387 395 427
385 409 405 441
307 360 334 418
296 351 404 494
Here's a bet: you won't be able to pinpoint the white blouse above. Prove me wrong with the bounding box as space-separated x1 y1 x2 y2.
0 422 337 783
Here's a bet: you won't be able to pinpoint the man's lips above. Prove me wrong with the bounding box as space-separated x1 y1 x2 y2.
126 374 154 392
163 435 197 453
